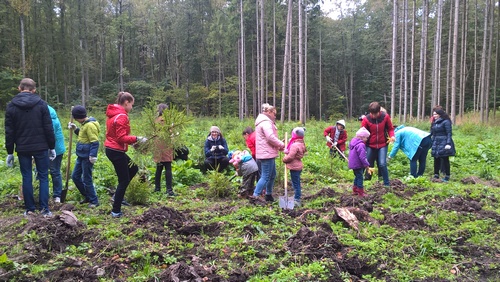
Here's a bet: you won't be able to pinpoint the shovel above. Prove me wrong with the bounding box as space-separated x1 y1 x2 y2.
333 144 348 161
279 132 294 210
61 107 74 203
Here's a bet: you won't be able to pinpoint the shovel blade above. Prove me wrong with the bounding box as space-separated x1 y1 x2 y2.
279 196 295 209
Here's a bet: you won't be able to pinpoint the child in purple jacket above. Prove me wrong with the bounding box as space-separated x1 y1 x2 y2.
348 127 373 197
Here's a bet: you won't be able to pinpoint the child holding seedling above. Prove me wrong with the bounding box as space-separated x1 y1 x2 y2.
282 127 307 206
348 127 373 197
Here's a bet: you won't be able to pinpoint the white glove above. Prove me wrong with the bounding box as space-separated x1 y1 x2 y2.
326 136 333 143
89 156 97 164
218 145 224 150
68 122 77 130
444 145 451 150
49 149 56 161
136 136 148 143
332 142 338 147
6 154 14 167
210 146 216 152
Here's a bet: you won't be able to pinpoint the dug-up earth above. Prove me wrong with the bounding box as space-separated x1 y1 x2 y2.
0 176 499 281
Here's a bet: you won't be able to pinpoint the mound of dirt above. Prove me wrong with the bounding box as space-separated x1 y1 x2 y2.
303 187 336 200
21 215 87 254
438 196 483 212
134 206 190 229
286 226 343 260
383 212 428 230
461 176 500 187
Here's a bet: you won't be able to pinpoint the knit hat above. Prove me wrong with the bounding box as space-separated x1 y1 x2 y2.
336 119 346 128
72 105 87 119
355 127 370 138
292 127 305 137
210 126 221 134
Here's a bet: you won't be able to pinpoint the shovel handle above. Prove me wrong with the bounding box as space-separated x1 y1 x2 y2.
63 107 74 202
284 132 288 198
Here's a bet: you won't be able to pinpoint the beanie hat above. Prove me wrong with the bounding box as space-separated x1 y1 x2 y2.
210 126 221 134
356 127 370 138
72 105 87 119
336 119 346 128
292 127 305 137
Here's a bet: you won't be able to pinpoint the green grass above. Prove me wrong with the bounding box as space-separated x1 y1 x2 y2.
0 111 499 281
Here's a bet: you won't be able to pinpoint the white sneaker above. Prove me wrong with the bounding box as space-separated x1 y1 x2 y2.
54 197 61 203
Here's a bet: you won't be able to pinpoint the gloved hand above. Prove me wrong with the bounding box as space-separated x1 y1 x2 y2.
136 136 148 143
444 144 451 150
332 142 338 147
387 136 396 144
326 136 333 143
6 154 14 167
367 167 375 175
89 156 97 164
68 122 77 130
49 149 57 161
218 145 224 150
210 146 216 152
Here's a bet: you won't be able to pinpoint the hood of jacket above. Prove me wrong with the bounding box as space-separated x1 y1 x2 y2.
106 103 127 119
11 92 42 110
349 137 364 150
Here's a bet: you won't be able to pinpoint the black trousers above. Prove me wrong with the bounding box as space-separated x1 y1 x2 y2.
106 148 138 213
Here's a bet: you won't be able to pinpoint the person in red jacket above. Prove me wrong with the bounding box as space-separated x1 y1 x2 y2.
323 119 347 158
105 92 147 218
361 102 395 186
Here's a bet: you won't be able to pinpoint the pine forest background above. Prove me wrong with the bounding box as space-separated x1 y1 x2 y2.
0 0 498 124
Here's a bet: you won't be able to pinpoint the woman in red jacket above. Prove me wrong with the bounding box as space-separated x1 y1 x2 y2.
105 92 146 218
360 102 395 186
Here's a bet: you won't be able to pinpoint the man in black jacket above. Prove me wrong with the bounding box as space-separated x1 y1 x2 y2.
5 78 56 217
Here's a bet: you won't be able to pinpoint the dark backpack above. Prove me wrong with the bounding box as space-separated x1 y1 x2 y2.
174 145 189 161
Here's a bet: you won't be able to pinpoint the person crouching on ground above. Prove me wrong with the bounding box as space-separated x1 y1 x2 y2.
348 127 373 197
283 127 307 206
229 150 259 198
204 126 230 172
68 105 100 208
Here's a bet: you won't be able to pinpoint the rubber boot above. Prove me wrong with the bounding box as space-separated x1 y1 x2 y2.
352 185 359 195
357 188 367 197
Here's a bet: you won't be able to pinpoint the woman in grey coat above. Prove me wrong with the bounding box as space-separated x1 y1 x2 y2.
430 109 456 182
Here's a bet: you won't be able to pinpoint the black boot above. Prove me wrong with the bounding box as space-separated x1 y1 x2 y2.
265 194 275 202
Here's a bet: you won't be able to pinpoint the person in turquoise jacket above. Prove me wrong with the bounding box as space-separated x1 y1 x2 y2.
388 125 432 178
47 105 66 203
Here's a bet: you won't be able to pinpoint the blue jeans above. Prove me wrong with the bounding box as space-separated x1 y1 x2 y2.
72 156 98 204
18 150 50 212
290 170 302 201
366 146 390 186
253 158 276 196
49 154 63 198
410 136 432 177
353 168 364 188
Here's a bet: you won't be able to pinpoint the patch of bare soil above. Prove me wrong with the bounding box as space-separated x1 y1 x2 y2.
461 176 500 187
438 196 483 212
303 187 336 200
338 194 374 212
451 243 500 280
286 225 380 279
21 215 88 253
382 212 428 230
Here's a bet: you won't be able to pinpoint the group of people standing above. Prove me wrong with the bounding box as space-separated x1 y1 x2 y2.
5 78 455 216
327 101 456 197
5 78 150 218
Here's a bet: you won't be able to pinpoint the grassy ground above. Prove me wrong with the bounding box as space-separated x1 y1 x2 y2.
0 111 499 281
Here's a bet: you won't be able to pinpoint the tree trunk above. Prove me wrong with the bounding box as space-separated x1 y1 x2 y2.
280 0 292 123
391 0 397 117
450 0 460 123
417 0 429 120
431 0 443 113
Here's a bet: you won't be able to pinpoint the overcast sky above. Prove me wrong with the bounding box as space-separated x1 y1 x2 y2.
320 0 365 19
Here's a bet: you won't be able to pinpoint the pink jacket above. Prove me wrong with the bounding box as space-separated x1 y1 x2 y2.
255 113 284 159
282 139 306 171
